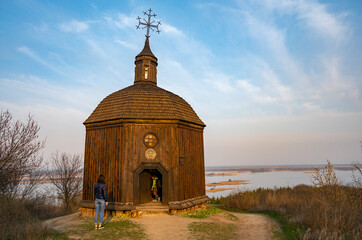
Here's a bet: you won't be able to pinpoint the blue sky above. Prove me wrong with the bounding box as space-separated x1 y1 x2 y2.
1 0 361 166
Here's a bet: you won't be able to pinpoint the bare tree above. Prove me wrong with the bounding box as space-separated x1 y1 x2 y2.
352 161 361 187
351 141 362 187
48 152 83 211
312 159 340 187
0 110 45 198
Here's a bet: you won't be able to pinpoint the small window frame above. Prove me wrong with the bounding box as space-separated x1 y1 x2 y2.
143 132 158 148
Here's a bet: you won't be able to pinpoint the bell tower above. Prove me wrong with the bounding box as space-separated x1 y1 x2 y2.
134 37 158 85
134 8 161 85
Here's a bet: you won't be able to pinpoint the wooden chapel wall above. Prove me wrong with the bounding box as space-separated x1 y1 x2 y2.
83 122 206 204
120 123 179 203
83 125 122 202
177 127 206 201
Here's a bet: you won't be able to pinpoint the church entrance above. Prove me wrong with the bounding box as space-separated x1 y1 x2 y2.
139 169 162 203
133 162 168 205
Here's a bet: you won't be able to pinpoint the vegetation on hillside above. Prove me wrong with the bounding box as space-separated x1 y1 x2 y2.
0 110 82 239
218 160 362 240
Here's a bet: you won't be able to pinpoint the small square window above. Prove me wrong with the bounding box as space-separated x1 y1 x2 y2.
179 157 184 165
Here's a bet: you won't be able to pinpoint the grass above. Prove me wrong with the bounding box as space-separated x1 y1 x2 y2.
0 195 146 240
223 212 239 221
0 195 65 240
66 219 147 240
47 231 70 240
182 207 222 219
188 222 238 240
221 185 362 240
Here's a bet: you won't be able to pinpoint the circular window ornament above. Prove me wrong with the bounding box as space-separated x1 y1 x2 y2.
143 133 158 148
145 148 157 160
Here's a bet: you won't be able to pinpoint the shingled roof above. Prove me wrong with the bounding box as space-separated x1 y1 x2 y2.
136 37 157 60
84 83 205 127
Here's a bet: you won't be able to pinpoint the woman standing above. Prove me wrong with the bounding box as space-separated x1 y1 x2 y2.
94 174 108 229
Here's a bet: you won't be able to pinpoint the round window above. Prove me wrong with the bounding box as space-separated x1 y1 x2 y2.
143 133 158 148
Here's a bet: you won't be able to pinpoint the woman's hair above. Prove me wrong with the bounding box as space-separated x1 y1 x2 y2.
97 174 105 184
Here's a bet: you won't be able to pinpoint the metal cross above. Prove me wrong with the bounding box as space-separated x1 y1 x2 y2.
136 8 161 38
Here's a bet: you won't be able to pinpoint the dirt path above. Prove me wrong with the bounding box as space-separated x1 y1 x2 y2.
132 214 195 240
44 210 279 240
228 212 278 240
132 211 277 240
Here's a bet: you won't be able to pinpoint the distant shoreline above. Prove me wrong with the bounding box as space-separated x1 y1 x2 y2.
205 164 354 173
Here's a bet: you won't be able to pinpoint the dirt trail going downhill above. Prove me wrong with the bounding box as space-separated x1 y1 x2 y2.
132 211 278 240
132 214 195 240
43 209 279 240
230 212 277 240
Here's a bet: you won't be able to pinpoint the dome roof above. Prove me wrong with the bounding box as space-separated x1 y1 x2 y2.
84 83 205 127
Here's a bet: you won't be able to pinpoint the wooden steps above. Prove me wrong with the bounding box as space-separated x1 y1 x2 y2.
134 202 169 214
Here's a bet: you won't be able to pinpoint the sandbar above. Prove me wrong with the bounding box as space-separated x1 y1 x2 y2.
206 187 235 193
206 179 250 187
205 173 238 177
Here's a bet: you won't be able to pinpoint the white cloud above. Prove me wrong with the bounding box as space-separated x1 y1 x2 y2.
236 79 261 93
317 57 359 101
263 0 349 40
17 46 69 77
0 75 92 110
105 14 135 29
0 101 87 163
161 23 185 37
59 20 89 33
114 40 137 49
243 12 305 83
203 72 235 93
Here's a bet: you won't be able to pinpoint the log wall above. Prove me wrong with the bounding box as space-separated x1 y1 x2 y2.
82 121 205 205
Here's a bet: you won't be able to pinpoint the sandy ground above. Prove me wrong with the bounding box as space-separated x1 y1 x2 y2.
44 210 279 240
133 212 277 240
206 179 250 187
206 187 236 192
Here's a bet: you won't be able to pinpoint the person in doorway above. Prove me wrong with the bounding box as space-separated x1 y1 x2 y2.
94 174 108 229
151 176 160 201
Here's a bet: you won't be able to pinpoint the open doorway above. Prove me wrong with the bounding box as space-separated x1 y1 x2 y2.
133 162 168 205
139 169 162 204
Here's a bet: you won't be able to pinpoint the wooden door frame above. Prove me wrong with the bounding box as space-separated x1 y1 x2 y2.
133 162 168 205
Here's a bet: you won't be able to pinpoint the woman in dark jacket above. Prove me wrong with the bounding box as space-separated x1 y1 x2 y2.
94 174 108 229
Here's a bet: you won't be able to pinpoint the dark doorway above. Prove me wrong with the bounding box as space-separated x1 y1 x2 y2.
133 162 168 205
139 169 162 204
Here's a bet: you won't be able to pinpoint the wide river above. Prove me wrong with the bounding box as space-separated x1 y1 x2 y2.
205 169 356 198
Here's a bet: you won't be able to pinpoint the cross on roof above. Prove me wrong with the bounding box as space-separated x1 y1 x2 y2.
136 8 161 38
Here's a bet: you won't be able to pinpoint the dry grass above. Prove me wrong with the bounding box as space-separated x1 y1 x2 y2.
222 185 361 239
0 195 68 240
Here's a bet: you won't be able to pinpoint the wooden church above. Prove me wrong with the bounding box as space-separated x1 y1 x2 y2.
80 11 208 214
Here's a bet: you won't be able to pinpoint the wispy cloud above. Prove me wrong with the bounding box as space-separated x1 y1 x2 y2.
0 74 98 111
105 14 135 29
203 71 235 93
59 20 89 33
114 40 137 49
17 46 69 77
317 57 359 101
262 0 349 40
161 23 185 37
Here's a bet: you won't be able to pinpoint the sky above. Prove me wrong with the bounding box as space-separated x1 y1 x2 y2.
0 0 361 166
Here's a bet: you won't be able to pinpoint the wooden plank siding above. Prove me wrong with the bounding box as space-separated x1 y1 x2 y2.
82 121 205 205
83 125 123 202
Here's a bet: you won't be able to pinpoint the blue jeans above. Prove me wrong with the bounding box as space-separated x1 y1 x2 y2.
94 198 106 224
